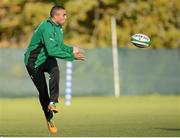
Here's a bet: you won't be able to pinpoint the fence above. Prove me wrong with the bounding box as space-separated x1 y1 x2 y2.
0 48 180 97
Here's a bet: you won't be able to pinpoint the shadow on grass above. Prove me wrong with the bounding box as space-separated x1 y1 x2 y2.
155 128 180 131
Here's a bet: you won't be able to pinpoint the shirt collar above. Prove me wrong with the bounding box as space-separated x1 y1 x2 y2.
47 17 62 28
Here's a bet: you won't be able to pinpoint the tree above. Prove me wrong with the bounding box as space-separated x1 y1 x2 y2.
0 0 179 48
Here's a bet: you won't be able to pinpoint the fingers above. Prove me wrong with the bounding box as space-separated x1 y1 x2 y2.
73 46 85 60
73 46 85 54
74 52 85 60
73 46 79 54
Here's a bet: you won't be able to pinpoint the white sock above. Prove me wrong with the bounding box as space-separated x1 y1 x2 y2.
49 102 54 105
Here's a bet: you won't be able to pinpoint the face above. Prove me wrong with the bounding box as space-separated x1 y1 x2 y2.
53 9 67 26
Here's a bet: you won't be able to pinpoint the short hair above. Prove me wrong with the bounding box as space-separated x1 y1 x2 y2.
50 5 65 17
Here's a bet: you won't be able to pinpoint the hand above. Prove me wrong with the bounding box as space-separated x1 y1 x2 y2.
73 46 85 60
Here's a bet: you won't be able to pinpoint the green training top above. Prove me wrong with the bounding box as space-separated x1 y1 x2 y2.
24 17 74 68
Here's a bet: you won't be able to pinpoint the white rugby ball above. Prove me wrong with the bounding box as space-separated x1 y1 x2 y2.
131 34 151 48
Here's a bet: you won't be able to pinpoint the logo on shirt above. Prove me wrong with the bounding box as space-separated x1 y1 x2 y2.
50 38 54 41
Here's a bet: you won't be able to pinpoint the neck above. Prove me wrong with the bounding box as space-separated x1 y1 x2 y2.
51 17 59 25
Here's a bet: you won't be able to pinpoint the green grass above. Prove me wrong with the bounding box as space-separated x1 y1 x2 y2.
0 96 180 137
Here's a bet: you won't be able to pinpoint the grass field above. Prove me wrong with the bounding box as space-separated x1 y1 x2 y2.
0 96 180 137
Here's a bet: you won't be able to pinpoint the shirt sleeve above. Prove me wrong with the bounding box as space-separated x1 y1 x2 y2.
42 26 74 61
61 43 74 54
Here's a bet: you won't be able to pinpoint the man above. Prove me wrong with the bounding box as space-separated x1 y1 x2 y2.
24 5 85 134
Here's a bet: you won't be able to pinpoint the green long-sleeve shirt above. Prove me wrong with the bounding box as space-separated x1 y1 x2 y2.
24 17 74 68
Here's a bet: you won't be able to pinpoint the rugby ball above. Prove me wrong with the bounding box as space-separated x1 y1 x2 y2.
131 34 151 48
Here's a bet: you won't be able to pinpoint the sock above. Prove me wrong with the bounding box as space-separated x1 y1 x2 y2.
49 102 54 105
